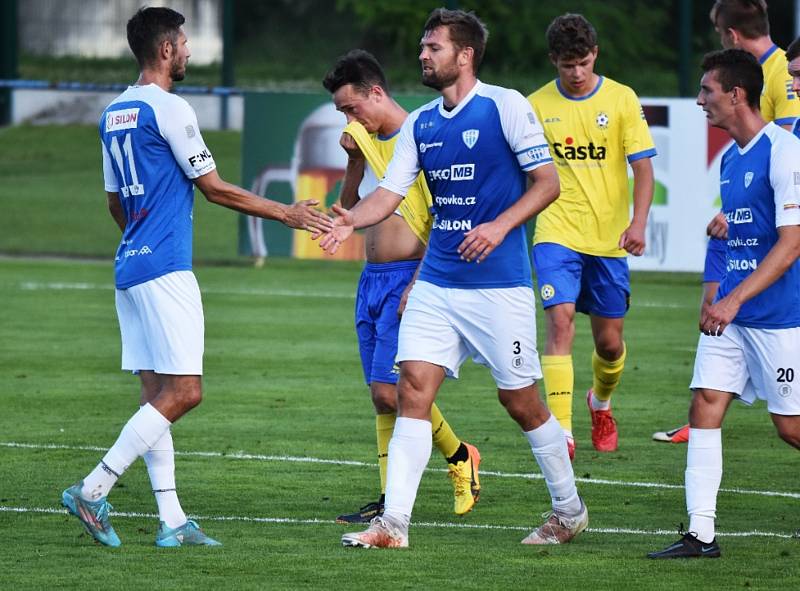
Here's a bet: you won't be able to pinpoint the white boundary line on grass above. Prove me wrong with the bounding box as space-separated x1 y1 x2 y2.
4 441 799 500
18 281 355 300
0 505 793 539
17 281 693 308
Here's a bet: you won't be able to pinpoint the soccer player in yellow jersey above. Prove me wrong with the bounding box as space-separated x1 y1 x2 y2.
322 50 481 523
654 0 800 445
528 14 656 457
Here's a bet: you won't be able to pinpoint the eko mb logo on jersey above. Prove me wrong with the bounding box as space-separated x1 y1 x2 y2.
428 164 475 182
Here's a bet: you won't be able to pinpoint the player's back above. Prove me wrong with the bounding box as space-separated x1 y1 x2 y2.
100 84 215 289
759 45 800 127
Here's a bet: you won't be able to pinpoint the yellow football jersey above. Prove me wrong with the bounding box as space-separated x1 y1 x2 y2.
528 77 656 257
759 45 800 126
343 121 433 244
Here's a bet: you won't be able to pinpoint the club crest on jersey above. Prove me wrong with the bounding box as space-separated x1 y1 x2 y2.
595 112 609 129
744 171 754 188
462 129 479 149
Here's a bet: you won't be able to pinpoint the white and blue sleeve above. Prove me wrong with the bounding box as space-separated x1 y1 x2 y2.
101 140 119 192
769 131 800 227
495 88 552 172
155 96 216 179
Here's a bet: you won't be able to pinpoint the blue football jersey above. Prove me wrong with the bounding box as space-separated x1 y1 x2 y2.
380 81 552 289
716 122 800 328
100 84 216 289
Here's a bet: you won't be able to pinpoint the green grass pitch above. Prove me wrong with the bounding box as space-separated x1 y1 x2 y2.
0 125 798 589
1 257 799 590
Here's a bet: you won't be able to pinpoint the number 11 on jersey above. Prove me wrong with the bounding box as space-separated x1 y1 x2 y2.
109 133 145 198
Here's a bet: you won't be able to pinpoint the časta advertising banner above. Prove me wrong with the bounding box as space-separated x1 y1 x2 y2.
242 93 718 271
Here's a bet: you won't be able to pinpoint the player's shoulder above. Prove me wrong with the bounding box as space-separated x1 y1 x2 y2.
765 121 800 153
474 81 533 119
407 96 442 126
600 76 640 102
762 45 788 74
528 80 558 102
475 81 524 103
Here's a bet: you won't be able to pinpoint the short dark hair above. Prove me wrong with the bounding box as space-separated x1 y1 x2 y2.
701 49 763 109
786 37 800 62
126 7 185 68
322 49 388 95
710 0 769 39
546 14 598 60
423 8 488 74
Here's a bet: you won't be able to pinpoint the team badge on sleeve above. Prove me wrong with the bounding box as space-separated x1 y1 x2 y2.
540 284 555 300
462 129 479 149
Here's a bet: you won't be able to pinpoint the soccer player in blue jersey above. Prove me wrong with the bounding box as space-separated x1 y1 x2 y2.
60 7 332 548
649 49 800 559
322 50 482 523
320 8 587 549
654 0 800 445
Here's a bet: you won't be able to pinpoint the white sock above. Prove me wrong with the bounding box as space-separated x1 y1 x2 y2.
81 403 171 500
524 415 582 516
686 427 722 543
590 391 610 411
382 417 432 532
144 428 187 529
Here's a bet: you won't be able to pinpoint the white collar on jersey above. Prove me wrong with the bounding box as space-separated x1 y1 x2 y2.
437 80 483 119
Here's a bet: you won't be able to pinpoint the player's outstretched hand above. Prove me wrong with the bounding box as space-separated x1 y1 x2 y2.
619 221 646 256
318 204 355 255
699 295 740 336
285 199 334 236
706 211 728 240
458 221 508 263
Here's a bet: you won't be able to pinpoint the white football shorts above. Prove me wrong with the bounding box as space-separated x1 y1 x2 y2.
115 270 204 375
397 280 542 390
690 323 800 415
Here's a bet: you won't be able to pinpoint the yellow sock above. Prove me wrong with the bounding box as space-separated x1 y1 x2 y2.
592 344 627 402
431 402 461 459
375 413 396 494
541 355 574 434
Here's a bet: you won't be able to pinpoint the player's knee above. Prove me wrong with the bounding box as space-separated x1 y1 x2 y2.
594 333 624 360
548 315 574 341
774 421 800 450
174 382 203 411
370 383 397 413
497 386 547 428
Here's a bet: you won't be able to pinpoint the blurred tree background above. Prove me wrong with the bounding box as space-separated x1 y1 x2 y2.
17 0 799 96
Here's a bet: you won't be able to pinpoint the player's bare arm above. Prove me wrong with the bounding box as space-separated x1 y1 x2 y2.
700 224 800 335
194 169 333 233
318 186 404 254
707 211 729 239
458 162 560 264
618 157 654 256
106 191 126 232
338 132 366 210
